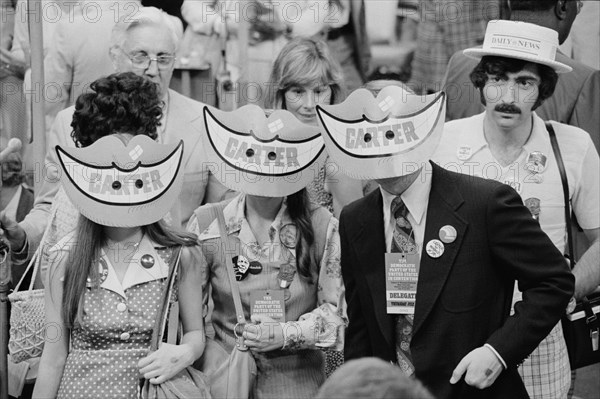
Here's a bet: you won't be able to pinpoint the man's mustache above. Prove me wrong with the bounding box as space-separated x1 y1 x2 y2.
495 104 522 114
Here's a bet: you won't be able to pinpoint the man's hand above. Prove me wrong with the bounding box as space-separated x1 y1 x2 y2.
0 211 26 251
449 346 504 389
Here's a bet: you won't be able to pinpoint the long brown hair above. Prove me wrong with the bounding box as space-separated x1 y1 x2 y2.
286 188 316 283
61 217 196 328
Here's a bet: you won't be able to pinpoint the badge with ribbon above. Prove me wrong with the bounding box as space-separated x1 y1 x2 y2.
524 197 541 221
277 263 296 288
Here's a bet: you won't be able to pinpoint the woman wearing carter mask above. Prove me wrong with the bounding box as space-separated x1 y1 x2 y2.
33 73 206 399
188 104 346 398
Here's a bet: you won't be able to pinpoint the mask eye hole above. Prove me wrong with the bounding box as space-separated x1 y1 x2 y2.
385 130 394 140
112 181 122 190
135 179 143 189
364 133 372 143
267 151 276 161
246 148 255 157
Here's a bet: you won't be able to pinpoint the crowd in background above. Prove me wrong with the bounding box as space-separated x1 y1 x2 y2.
0 1 599 399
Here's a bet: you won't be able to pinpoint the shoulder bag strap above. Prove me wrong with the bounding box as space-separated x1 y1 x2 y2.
546 121 576 268
150 246 183 350
210 202 249 350
13 244 42 292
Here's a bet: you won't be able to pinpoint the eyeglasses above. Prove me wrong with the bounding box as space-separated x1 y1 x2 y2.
125 52 176 70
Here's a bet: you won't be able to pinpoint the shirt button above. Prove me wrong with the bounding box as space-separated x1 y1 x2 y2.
120 332 130 341
117 303 127 312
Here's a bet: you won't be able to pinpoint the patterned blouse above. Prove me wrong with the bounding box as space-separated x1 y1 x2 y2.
187 194 346 351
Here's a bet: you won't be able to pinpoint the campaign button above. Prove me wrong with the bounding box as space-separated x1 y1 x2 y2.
426 239 444 258
439 225 457 244
140 254 155 269
457 146 472 160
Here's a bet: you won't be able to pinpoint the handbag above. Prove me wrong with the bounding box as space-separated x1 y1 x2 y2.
192 202 258 399
7 186 79 364
547 121 600 369
7 248 45 363
141 246 212 399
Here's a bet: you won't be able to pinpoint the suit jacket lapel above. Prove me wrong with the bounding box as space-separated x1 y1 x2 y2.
351 190 395 348
413 163 468 336
165 89 204 169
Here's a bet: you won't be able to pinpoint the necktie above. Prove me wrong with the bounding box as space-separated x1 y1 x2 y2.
391 196 416 376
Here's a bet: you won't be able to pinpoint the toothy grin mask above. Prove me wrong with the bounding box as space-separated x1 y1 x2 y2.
316 86 446 179
56 135 184 227
202 105 326 197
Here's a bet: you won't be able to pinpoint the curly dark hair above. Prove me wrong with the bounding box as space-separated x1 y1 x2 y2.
509 0 558 11
470 56 558 110
71 72 163 147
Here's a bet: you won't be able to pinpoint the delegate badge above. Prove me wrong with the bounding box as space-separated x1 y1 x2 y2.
385 252 419 314
250 290 285 322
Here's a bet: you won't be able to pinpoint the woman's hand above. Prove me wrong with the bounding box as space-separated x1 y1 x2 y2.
0 211 26 251
242 314 285 352
138 343 194 384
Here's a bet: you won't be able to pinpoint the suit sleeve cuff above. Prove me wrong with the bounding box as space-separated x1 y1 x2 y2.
484 343 507 369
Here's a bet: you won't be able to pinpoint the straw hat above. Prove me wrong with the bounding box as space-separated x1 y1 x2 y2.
463 20 571 73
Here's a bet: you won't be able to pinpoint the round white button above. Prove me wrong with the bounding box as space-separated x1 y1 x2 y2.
117 303 127 312
120 332 130 341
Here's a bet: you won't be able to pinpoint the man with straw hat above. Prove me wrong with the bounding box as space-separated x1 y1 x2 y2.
315 84 574 398
434 19 600 398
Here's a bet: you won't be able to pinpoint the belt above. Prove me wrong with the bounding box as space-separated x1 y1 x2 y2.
327 22 353 41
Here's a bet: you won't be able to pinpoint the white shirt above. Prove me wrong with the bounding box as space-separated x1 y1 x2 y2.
434 112 600 254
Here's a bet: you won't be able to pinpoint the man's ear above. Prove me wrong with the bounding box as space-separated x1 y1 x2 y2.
555 0 569 20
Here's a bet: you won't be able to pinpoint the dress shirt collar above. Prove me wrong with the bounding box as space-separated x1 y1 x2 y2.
458 112 552 161
380 167 432 226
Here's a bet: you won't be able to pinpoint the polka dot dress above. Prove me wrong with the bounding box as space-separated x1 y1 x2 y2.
56 279 165 398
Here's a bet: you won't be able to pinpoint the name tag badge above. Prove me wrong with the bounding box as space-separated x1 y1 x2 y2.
385 252 419 315
250 290 286 322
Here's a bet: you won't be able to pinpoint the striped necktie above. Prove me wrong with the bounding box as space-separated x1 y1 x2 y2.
391 196 416 376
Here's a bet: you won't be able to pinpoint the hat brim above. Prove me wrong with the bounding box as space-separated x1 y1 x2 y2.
463 48 572 73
